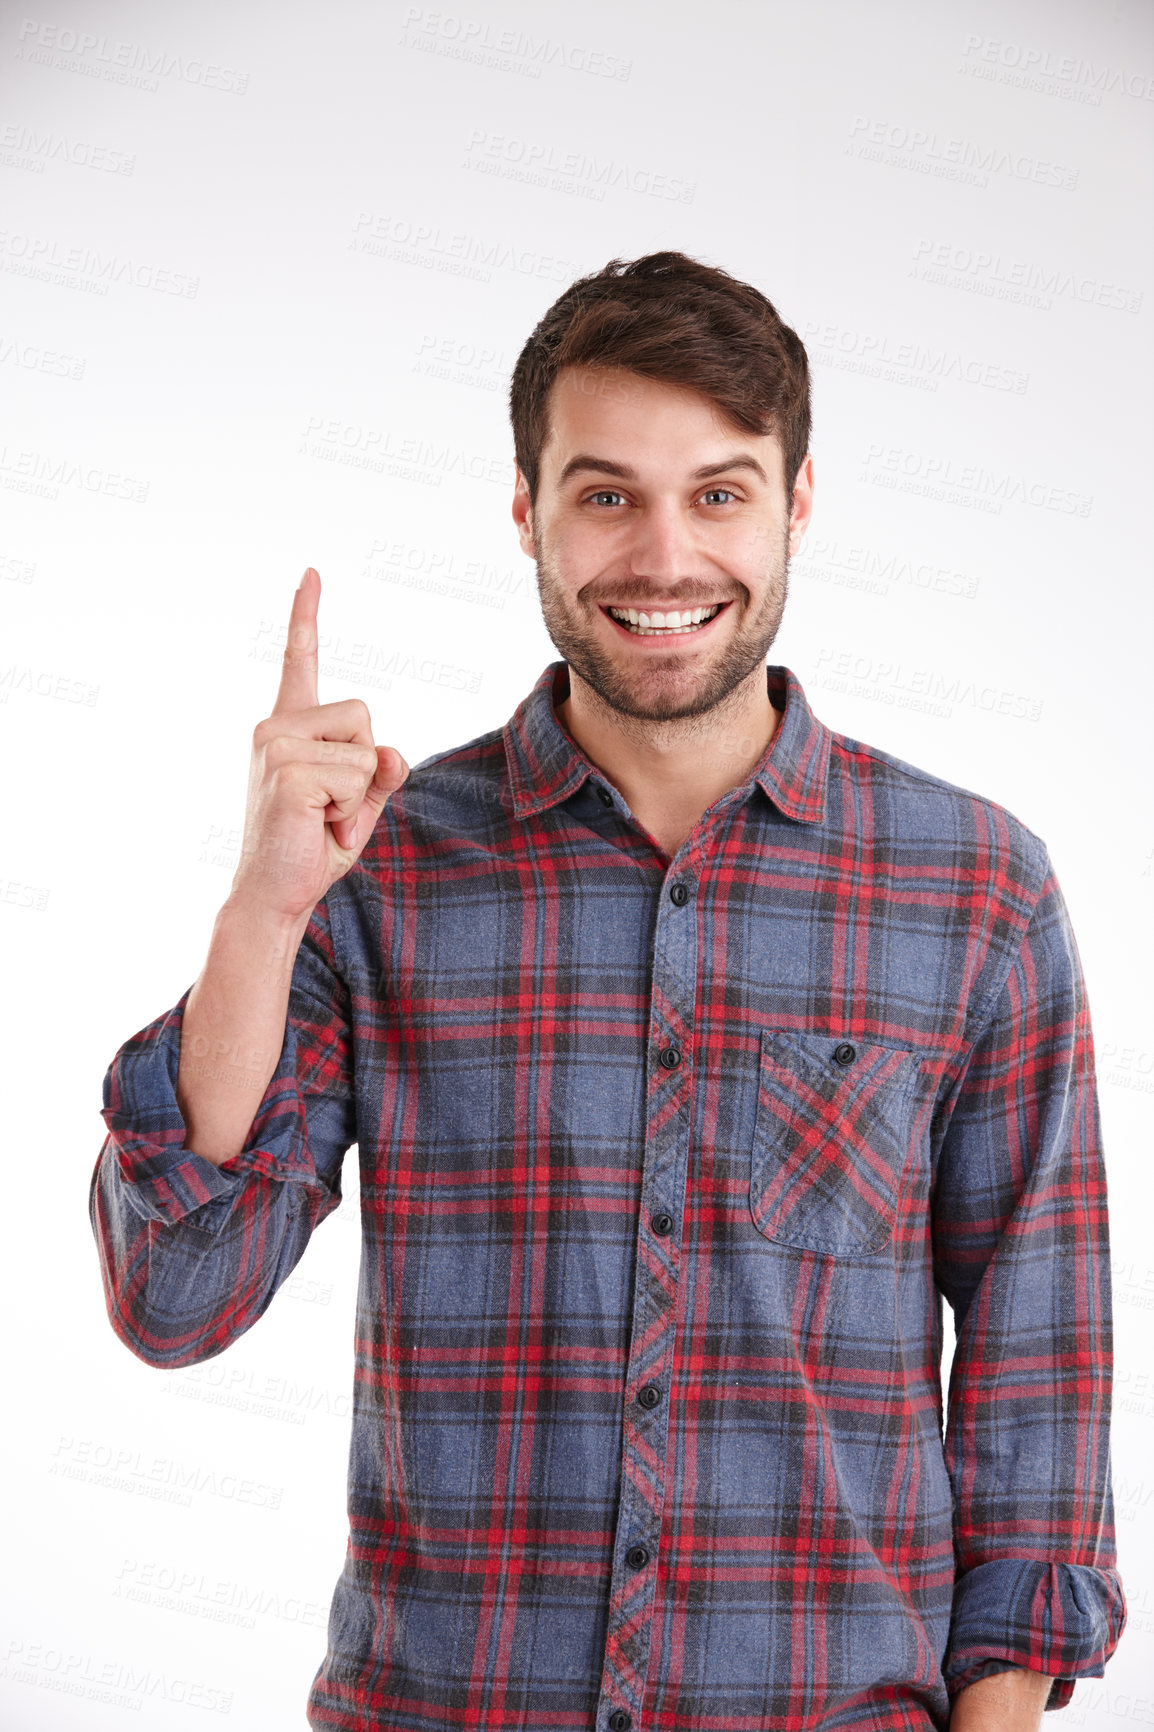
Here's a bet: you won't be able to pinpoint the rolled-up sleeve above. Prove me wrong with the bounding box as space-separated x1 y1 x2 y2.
931 852 1126 1711
89 892 357 1368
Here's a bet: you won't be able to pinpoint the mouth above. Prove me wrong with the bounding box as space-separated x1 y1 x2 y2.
601 601 730 639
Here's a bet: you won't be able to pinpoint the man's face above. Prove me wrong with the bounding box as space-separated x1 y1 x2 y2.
512 365 813 723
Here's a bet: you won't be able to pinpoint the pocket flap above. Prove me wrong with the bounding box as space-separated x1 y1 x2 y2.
751 1030 919 1254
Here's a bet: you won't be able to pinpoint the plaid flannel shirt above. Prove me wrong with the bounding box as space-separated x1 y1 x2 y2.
91 661 1125 1730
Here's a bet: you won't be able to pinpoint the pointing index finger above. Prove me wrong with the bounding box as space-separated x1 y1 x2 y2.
273 566 321 715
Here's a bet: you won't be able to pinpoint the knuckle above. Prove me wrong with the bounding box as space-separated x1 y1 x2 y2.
265 734 299 771
272 759 303 790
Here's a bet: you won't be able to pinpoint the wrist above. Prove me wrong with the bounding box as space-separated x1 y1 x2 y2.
950 1666 1053 1731
220 891 313 944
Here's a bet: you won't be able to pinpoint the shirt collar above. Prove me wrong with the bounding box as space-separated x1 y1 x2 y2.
503 660 830 826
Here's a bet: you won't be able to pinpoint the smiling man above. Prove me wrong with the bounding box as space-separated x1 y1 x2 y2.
520 365 802 861
92 252 1124 1732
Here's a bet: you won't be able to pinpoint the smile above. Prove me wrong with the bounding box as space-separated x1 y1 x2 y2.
604 602 725 637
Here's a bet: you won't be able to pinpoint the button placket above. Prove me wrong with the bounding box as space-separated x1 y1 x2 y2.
596 861 699 1727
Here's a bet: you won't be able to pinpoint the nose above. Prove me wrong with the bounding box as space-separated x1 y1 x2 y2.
625 496 701 584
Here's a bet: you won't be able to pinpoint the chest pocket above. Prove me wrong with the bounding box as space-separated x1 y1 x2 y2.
751 1029 919 1254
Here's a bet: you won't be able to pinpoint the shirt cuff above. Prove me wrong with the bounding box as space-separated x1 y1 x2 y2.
100 985 316 1229
944 1559 1127 1712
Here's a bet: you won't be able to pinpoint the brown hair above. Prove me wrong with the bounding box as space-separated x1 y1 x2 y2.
509 250 811 506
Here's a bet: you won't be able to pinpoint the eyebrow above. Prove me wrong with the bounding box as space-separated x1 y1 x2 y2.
556 453 769 488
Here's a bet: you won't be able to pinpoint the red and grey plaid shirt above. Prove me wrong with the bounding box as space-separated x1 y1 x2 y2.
92 661 1125 1731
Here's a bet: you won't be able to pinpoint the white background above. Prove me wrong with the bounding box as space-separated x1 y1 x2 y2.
2 0 1151 1724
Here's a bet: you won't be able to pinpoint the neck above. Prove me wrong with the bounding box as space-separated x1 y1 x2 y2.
554 662 782 853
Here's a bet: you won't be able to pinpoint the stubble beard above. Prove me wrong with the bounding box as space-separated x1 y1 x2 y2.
533 522 792 725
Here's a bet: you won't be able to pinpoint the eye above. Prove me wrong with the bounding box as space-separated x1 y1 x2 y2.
700 488 738 505
586 489 627 507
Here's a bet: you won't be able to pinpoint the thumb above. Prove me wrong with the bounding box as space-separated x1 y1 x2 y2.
338 747 408 856
365 745 409 816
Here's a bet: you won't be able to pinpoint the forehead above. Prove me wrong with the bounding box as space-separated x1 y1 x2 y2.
541 365 781 478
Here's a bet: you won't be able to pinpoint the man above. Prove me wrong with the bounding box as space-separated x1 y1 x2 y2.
91 251 1125 1731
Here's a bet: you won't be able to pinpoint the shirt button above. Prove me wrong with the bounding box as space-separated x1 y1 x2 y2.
626 1544 650 1570
596 786 614 807
608 1713 631 1731
638 1384 662 1410
669 881 689 906
833 1041 857 1066
658 1045 681 1070
651 1212 674 1237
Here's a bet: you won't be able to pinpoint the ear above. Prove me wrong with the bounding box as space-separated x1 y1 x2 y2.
787 454 814 556
512 465 536 557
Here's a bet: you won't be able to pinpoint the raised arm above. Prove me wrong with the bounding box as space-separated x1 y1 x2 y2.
89 567 408 1366
180 565 406 1164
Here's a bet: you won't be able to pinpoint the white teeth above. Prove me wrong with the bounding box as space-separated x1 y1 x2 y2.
607 603 722 635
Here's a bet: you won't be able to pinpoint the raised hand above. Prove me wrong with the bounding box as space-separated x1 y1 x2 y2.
230 567 408 924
